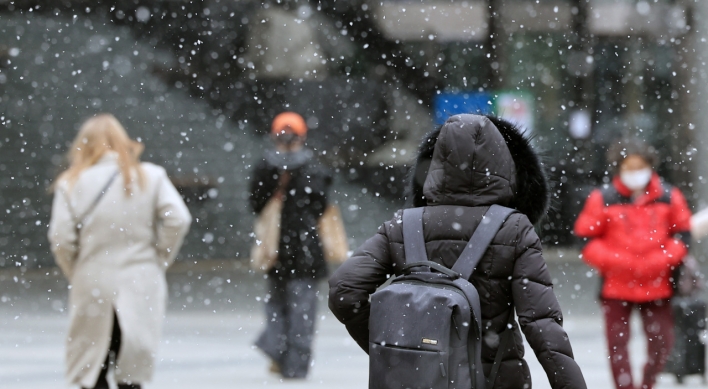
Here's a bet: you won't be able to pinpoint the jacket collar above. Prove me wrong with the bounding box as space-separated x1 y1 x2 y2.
96 151 119 165
264 147 313 170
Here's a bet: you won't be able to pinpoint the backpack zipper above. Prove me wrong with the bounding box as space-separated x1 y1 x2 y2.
439 351 447 377
372 343 448 378
374 342 439 352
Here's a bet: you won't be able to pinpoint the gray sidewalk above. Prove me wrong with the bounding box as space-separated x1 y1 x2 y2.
1 259 705 388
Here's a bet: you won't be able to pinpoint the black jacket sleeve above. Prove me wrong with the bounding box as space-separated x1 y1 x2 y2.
328 224 392 353
308 166 333 217
511 215 587 389
249 159 279 214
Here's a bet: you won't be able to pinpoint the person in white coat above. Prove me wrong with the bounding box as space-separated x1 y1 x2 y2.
48 114 192 389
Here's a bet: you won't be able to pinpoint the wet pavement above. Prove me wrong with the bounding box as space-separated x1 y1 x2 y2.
1 253 706 388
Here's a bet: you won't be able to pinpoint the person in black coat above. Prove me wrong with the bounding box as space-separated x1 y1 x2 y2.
250 112 332 378
329 114 587 389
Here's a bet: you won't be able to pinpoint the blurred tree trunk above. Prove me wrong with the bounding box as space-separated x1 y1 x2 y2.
311 0 440 107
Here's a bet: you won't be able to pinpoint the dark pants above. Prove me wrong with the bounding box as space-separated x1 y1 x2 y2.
601 298 674 389
86 313 140 389
255 277 319 378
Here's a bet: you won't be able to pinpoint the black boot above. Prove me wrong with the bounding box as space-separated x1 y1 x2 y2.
117 384 141 389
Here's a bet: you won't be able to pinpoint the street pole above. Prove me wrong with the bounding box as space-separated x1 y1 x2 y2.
689 0 708 255
486 0 502 90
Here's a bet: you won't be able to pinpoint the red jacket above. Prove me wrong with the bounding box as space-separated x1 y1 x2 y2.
574 174 691 302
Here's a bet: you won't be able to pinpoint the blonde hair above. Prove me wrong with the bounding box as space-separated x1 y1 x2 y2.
54 114 145 193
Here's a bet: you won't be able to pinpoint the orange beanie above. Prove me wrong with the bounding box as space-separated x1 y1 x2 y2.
271 112 307 137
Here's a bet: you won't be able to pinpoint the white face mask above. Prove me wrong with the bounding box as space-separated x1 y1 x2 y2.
620 168 652 191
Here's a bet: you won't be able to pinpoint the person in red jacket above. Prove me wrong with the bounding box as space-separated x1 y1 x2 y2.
574 140 692 389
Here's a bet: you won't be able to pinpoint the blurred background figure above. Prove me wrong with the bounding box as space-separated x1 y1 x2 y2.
48 114 192 389
249 112 332 379
574 139 692 389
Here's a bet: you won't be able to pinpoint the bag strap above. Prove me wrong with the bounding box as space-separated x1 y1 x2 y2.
275 171 291 197
75 170 120 229
403 205 514 272
402 207 427 264
486 310 516 389
452 205 515 280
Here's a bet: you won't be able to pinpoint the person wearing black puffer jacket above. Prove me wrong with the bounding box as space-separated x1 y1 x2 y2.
329 114 587 389
250 112 332 379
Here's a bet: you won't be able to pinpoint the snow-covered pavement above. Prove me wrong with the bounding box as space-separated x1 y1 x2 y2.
1 260 703 388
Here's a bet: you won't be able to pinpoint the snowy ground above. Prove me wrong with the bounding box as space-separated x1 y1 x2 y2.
0 258 704 389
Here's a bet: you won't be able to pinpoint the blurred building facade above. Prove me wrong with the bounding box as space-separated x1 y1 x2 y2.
1 0 706 268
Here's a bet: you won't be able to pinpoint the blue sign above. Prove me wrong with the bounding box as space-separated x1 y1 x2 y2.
433 92 494 125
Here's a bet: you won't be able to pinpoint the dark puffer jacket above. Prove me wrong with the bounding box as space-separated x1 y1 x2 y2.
250 148 332 280
329 115 587 389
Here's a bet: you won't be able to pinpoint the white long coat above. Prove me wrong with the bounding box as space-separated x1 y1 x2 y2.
48 153 191 387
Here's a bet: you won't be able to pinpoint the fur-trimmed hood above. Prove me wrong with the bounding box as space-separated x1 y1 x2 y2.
405 114 550 224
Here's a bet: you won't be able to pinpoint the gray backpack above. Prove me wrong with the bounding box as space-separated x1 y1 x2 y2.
369 205 515 389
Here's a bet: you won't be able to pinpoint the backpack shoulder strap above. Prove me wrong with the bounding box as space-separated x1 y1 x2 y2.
452 205 515 280
656 182 672 204
600 184 627 206
402 207 427 265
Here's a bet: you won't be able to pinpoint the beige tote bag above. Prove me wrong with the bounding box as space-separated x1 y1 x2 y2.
250 196 283 272
250 173 290 272
318 204 349 264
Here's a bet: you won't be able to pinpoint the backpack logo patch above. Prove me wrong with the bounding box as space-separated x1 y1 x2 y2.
422 338 438 345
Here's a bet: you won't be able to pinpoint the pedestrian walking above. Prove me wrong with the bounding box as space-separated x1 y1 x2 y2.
574 139 692 389
329 114 587 389
249 112 332 379
48 114 192 389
